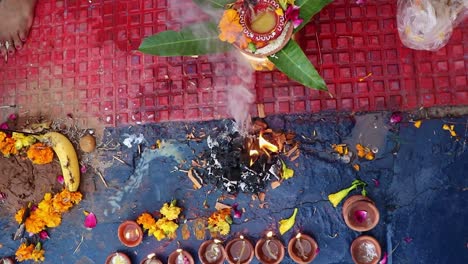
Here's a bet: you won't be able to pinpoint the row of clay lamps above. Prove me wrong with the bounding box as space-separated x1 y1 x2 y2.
109 221 319 264
342 195 382 264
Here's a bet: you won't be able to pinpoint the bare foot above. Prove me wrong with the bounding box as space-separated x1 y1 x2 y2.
0 0 37 60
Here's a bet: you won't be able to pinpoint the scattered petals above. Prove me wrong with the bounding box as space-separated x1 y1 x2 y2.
372 178 380 187
354 210 368 223
57 175 64 185
404 237 413 243
0 122 9 130
442 124 457 137
9 113 17 120
353 164 360 171
232 203 243 219
278 208 298 235
379 252 388 264
413 120 422 128
39 230 50 240
80 165 87 174
390 112 403 124
356 144 375 160
332 144 349 155
84 211 97 229
315 247 320 255
281 160 295 180
328 180 367 207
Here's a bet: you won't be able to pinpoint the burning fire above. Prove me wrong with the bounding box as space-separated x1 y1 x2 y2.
248 131 279 166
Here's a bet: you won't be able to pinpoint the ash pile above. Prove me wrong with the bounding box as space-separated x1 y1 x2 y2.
193 120 299 194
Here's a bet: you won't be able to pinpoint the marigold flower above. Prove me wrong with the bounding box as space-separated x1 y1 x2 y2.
160 201 182 220
152 228 166 241
208 208 232 235
27 143 54 164
156 217 179 234
15 243 45 262
0 135 18 157
137 212 156 230
218 9 243 43
15 207 26 224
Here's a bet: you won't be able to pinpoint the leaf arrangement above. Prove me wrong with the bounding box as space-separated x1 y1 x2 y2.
139 0 332 91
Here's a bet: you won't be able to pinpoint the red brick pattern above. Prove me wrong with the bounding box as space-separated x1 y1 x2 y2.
0 0 467 126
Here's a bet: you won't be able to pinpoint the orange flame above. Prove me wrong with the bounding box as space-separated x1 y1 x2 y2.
259 132 278 153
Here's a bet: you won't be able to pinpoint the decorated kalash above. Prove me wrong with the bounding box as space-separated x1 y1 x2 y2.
139 0 332 91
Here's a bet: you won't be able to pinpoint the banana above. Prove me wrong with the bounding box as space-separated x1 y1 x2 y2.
40 132 80 192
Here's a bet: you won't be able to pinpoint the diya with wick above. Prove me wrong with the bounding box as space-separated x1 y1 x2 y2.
254 231 285 264
140 253 163 264
0 257 14 264
168 248 195 264
350 236 382 264
287 233 319 264
225 235 255 264
198 239 227 264
118 220 143 247
105 252 132 264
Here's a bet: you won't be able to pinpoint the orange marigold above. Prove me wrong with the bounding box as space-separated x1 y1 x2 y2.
0 136 18 157
15 243 45 262
52 189 82 213
218 9 243 43
15 207 26 224
136 212 156 230
27 143 54 164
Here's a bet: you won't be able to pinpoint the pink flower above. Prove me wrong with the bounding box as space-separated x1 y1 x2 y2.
285 5 303 29
80 165 87 174
232 203 243 219
84 211 97 229
8 113 17 120
0 122 8 130
57 175 64 185
390 112 403 124
354 210 368 223
39 230 50 240
379 252 388 264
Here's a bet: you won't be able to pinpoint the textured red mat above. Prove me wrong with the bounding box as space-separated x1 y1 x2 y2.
0 0 467 127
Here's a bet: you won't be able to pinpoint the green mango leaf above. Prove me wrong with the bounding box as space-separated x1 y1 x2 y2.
268 39 327 91
295 0 333 33
139 22 231 56
192 0 232 9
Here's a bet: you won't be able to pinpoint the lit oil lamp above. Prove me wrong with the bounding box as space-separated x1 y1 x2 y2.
168 248 195 264
254 231 285 264
0 257 14 264
198 239 226 264
105 252 131 264
225 235 254 264
287 233 319 264
140 253 163 264
118 220 143 247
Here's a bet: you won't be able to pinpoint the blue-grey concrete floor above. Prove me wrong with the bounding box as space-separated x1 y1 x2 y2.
1 113 467 264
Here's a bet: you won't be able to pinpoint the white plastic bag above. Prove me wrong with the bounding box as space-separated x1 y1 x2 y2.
397 0 468 51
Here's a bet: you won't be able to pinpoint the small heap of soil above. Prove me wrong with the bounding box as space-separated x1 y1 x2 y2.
0 156 62 216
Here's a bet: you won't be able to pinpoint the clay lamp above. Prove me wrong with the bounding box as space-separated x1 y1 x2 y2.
225 235 255 264
118 220 143 247
287 233 319 264
350 236 382 264
198 239 226 264
140 253 163 264
342 195 380 232
168 248 195 264
254 231 285 264
0 258 14 264
105 252 132 264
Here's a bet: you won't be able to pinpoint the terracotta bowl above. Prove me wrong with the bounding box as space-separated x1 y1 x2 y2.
342 195 380 232
287 234 318 264
118 220 144 247
255 237 285 264
140 255 163 264
350 236 381 264
225 237 255 264
168 249 195 264
198 240 227 264
105 252 132 264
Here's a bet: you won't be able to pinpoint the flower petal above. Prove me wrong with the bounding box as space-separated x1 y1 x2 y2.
39 230 50 240
379 252 388 264
80 165 87 174
372 178 380 187
354 210 368 223
9 113 17 120
390 112 403 124
84 212 97 229
0 123 8 130
57 175 64 185
278 208 298 235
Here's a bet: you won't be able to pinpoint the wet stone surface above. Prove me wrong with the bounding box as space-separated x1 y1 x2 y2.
0 113 467 264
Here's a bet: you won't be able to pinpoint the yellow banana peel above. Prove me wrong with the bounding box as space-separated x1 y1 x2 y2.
279 208 298 235
38 132 80 192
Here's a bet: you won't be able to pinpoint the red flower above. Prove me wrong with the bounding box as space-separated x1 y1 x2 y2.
285 5 303 29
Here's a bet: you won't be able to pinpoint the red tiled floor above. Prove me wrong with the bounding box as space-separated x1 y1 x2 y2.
0 0 467 127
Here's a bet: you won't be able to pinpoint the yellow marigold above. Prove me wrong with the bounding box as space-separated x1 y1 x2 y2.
216 220 231 235
160 201 182 220
15 207 26 224
25 215 47 234
0 136 18 157
0 131 6 141
156 217 179 234
136 212 156 230
27 143 54 164
44 211 62 228
218 9 243 43
208 208 232 235
15 243 45 262
152 228 166 241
